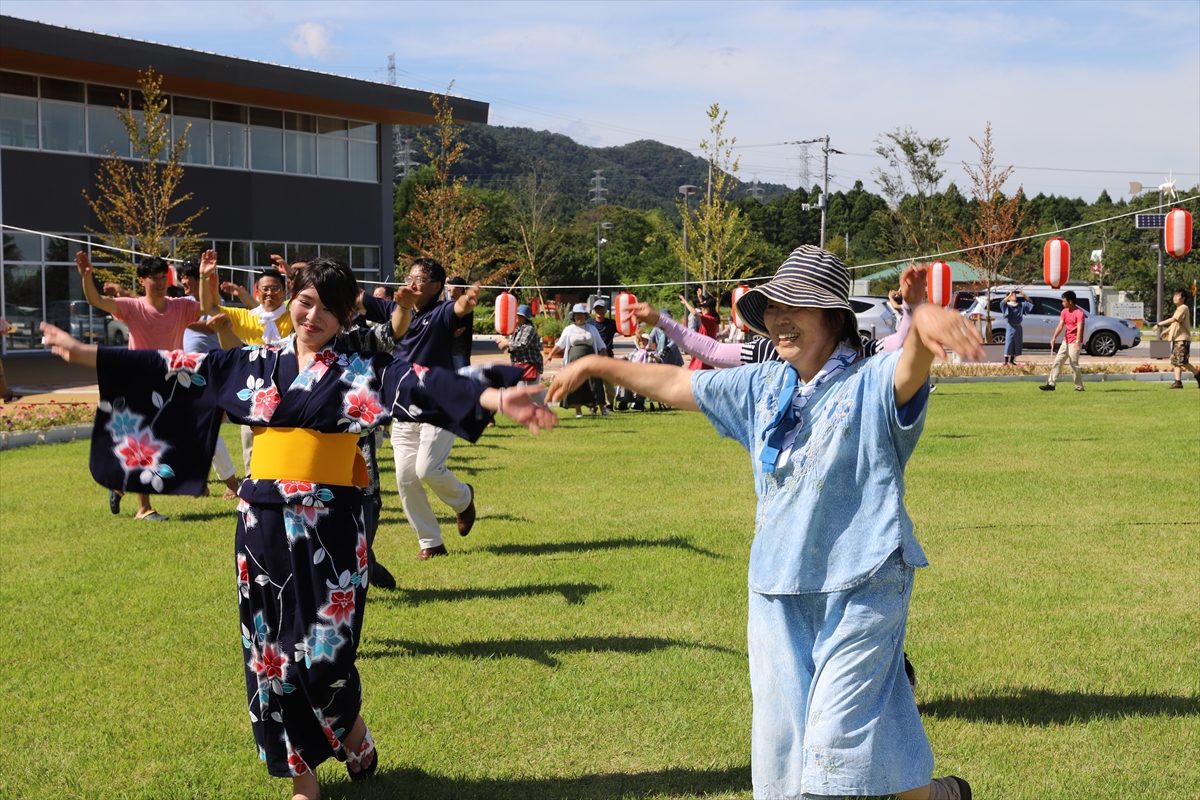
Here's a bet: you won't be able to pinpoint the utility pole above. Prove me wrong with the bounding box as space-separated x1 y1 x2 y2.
788 136 843 249
588 169 608 204
387 54 410 182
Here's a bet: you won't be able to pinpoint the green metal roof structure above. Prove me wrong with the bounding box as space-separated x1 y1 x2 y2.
860 260 1013 283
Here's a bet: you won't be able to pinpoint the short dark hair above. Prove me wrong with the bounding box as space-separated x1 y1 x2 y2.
257 269 286 289
136 256 169 279
411 257 446 287
446 275 467 287
824 308 864 355
166 285 186 298
1062 290 1077 302
290 258 358 326
1174 289 1188 301
180 258 201 280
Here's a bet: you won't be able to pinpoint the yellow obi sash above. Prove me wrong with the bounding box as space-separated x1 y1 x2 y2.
249 427 369 488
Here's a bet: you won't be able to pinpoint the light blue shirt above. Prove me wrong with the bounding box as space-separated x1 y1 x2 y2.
692 351 930 594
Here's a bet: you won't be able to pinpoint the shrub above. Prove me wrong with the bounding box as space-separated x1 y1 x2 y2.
3 402 95 432
537 317 566 340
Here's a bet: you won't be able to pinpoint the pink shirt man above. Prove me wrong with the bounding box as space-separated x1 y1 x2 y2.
1060 307 1085 344
113 296 199 350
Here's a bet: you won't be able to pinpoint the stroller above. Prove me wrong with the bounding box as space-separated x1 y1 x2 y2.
614 333 665 411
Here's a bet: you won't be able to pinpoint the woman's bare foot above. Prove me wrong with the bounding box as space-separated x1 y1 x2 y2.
343 715 374 776
291 769 320 800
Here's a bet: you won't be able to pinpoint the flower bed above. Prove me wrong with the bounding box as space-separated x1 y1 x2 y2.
930 362 1143 378
2 402 96 432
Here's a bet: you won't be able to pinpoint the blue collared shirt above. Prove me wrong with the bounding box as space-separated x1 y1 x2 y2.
393 296 468 371
692 351 931 594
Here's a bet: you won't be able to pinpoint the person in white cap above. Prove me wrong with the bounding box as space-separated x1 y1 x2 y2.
549 246 982 800
547 303 606 417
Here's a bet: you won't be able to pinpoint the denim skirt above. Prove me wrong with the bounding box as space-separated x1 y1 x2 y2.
747 550 933 799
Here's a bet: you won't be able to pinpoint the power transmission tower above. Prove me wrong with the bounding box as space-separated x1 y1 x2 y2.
795 143 811 191
588 169 608 204
386 54 417 182
747 176 765 202
787 136 843 248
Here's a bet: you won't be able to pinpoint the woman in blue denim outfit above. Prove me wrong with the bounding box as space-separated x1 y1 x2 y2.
549 246 982 800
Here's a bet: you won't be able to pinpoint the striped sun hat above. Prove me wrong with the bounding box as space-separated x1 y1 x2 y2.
734 245 852 336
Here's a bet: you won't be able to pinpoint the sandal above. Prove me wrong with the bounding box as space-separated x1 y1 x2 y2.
109 490 122 515
345 725 377 781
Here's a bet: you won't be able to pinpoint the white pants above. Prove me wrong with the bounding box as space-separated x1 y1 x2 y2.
390 421 471 549
1048 342 1083 387
212 436 236 481
240 425 255 476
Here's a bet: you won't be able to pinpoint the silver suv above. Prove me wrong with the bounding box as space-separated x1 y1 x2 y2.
968 286 1140 357
850 296 898 341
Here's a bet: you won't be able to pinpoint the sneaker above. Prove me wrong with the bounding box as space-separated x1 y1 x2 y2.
135 511 169 522
601 407 610 417
930 775 972 800
1074 385 1085 392
1039 384 1055 391
575 411 583 418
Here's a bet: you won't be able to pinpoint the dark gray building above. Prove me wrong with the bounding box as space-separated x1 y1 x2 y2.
0 16 487 355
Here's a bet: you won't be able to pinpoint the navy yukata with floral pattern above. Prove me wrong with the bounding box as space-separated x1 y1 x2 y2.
89 338 513 778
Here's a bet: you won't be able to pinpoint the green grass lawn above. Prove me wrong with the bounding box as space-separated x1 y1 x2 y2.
1 382 1196 799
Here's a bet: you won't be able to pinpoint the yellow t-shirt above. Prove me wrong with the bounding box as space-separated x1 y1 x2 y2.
220 305 294 345
1164 304 1191 342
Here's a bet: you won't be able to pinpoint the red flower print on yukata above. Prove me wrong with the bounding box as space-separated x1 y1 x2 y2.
356 532 369 573
319 588 356 627
251 642 288 681
117 432 163 469
162 350 207 387
251 385 280 420
276 480 315 498
237 553 250 597
344 388 382 426
286 741 309 776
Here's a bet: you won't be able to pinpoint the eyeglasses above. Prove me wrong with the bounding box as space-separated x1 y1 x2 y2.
258 285 283 295
407 274 431 286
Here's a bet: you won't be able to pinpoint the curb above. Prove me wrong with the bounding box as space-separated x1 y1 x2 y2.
0 423 93 452
930 372 1174 385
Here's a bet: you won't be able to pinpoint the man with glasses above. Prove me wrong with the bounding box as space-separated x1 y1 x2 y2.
389 258 480 560
76 251 201 521
199 265 294 471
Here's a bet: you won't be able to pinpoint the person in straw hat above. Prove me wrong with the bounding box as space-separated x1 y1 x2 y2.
549 246 982 800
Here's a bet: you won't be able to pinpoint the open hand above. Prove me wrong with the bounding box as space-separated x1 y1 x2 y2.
269 254 292 276
547 355 600 403
912 305 985 361
219 281 241 296
75 251 93 277
628 302 659 327
899 263 928 307
40 321 93 365
102 282 123 297
499 384 559 434
200 249 218 276
461 282 480 313
207 313 232 332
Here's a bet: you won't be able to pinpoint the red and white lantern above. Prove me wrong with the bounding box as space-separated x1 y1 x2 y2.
1165 208 1193 259
167 264 178 286
494 291 517 335
731 284 751 331
614 291 638 336
926 261 953 307
1043 238 1070 289
529 297 540 316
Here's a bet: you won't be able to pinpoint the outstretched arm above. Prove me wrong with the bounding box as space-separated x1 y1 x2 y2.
76 252 121 317
630 302 743 367
548 355 699 412
40 322 98 368
894 305 984 406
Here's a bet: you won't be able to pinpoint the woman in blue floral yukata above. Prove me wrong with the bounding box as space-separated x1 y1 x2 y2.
550 246 983 800
40 255 557 800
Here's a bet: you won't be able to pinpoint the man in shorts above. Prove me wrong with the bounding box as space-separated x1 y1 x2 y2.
1153 289 1199 389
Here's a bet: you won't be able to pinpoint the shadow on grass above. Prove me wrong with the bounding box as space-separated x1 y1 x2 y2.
377 513 530 527
325 764 751 800
920 689 1200 725
370 582 605 607
929 433 974 439
358 634 740 667
481 536 723 559
172 509 237 522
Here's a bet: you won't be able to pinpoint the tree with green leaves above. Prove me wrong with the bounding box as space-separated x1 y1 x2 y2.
871 126 950 258
82 68 206 289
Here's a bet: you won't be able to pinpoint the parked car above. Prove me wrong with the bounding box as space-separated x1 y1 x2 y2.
967 286 1140 356
849 296 898 341
47 300 106 344
107 317 130 346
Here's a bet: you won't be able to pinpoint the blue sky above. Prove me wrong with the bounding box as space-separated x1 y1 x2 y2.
5 0 1198 201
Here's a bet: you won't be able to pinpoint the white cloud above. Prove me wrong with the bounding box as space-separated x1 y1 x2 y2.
287 21 333 59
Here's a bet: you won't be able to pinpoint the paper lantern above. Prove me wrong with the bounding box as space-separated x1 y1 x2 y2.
1165 208 1193 259
494 291 517 335
529 297 540 316
1043 238 1070 289
926 261 953 307
167 265 178 286
731 285 751 331
614 291 638 336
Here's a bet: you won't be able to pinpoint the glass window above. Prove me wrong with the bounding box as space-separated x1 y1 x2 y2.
44 234 73 262
318 136 348 178
213 102 247 124
285 112 316 133
173 97 210 119
88 235 118 264
1033 297 1062 316
3 232 40 261
253 243 285 267
45 266 91 342
88 106 130 156
212 122 246 168
349 140 377 181
351 246 380 274
285 131 316 175
175 116 211 165
249 107 282 128
213 241 231 265
40 77 85 103
287 243 319 263
0 95 38 148
41 100 86 152
2 264 42 351
0 71 38 97
320 245 349 263
87 84 128 108
230 241 251 266
348 121 376 141
250 128 283 171
317 117 346 136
